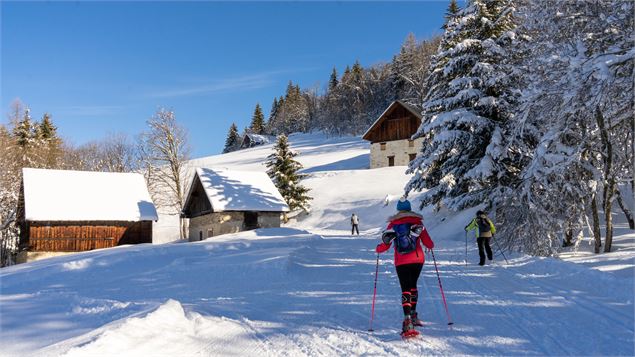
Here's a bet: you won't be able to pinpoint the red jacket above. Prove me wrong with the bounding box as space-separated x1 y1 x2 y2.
375 212 434 266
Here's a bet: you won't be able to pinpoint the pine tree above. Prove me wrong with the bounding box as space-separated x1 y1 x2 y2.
12 108 35 148
392 34 416 100
342 66 351 82
328 67 338 92
265 134 311 212
36 113 62 168
222 123 241 153
440 0 462 51
37 113 57 140
444 0 460 27
406 0 518 211
269 98 278 121
250 104 266 135
351 60 364 82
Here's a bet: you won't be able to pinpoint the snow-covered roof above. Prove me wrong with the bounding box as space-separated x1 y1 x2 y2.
189 167 289 212
362 100 423 140
22 168 159 222
241 133 274 148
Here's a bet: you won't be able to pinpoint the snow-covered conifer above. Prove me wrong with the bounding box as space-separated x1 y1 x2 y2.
249 104 266 135
223 123 241 154
265 134 311 212
406 0 519 211
328 67 338 92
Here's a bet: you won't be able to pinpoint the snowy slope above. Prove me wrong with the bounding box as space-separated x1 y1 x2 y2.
1 133 634 356
153 133 370 243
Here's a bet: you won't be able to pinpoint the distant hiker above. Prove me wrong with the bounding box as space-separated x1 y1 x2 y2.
351 213 360 235
465 210 496 266
376 197 434 337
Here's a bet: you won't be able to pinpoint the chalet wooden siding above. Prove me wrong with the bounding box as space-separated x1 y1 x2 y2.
24 221 152 252
184 175 212 218
362 101 422 144
363 101 424 169
18 168 159 261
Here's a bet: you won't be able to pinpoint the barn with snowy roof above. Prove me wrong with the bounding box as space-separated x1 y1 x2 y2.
362 100 423 168
17 168 158 262
240 133 274 149
182 167 289 241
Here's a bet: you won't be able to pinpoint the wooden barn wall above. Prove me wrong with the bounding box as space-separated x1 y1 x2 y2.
184 176 212 218
26 221 152 252
366 105 421 143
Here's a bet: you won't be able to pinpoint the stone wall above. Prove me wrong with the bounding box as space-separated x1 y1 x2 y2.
16 251 76 264
257 212 282 228
188 211 282 242
370 138 423 168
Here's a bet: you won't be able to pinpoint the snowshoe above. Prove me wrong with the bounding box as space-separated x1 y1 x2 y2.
400 317 420 339
410 312 424 327
401 329 420 339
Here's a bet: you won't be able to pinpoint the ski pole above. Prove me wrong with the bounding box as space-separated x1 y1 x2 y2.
493 236 509 265
430 249 454 326
368 254 379 332
464 231 468 266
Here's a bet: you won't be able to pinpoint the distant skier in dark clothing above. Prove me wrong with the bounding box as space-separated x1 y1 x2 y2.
376 197 434 337
351 213 359 235
465 210 496 266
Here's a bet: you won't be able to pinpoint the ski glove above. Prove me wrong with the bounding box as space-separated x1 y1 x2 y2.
381 228 396 244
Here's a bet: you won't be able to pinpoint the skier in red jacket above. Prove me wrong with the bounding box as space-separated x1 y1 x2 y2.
376 197 434 336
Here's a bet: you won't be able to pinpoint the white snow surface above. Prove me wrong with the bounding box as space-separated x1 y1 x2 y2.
191 167 289 212
3 134 633 356
22 168 158 222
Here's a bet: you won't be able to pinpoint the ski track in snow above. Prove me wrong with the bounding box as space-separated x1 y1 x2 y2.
2 134 634 356
2 229 632 357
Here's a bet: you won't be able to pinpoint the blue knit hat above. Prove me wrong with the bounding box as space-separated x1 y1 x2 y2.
396 197 411 212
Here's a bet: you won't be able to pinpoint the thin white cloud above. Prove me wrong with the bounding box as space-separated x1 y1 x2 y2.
56 105 123 117
147 68 319 99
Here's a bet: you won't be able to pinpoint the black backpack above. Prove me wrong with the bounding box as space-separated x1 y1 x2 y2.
477 217 491 233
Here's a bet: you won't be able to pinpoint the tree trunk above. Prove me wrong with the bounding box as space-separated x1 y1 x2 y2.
596 107 615 253
563 225 574 247
591 194 602 253
603 182 615 252
615 188 634 229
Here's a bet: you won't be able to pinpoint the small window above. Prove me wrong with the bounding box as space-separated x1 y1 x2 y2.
408 139 414 148
388 156 395 167
380 142 387 151
409 153 417 162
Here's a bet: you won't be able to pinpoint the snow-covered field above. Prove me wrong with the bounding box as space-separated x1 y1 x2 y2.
1 133 633 356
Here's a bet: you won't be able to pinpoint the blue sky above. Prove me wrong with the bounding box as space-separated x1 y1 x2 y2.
1 1 448 157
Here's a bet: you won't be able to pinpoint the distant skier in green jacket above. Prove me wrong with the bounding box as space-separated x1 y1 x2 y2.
465 210 496 266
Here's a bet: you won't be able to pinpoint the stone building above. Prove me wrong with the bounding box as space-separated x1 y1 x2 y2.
362 101 423 169
182 167 289 241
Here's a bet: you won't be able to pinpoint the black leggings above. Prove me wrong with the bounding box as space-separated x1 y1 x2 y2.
477 237 493 264
396 263 423 316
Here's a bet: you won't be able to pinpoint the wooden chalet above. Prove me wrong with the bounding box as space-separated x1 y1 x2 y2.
183 167 289 241
17 168 158 262
362 100 423 168
240 133 274 149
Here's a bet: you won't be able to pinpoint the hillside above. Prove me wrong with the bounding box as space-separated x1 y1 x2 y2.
1 133 633 356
